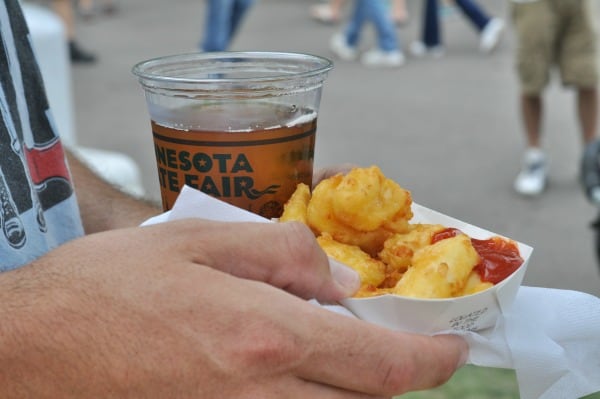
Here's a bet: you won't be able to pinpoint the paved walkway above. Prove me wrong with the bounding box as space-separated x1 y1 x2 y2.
69 0 600 296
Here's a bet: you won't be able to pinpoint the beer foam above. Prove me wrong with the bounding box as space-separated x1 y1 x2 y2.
285 111 317 127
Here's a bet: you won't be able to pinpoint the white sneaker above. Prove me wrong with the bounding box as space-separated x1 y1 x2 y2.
480 18 504 53
514 148 548 196
330 33 358 61
310 3 340 24
360 49 405 68
409 41 445 58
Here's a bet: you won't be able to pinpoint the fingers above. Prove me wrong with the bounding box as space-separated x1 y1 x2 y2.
296 311 468 396
165 219 360 302
283 377 389 399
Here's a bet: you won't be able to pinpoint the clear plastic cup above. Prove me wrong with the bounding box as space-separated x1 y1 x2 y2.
132 52 333 217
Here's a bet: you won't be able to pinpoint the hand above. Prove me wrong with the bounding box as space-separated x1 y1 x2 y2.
0 219 467 398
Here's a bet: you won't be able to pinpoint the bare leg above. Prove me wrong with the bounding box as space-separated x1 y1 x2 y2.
514 94 547 195
578 87 599 144
328 0 346 17
578 87 600 204
520 94 543 148
51 0 96 63
50 0 76 41
391 0 409 24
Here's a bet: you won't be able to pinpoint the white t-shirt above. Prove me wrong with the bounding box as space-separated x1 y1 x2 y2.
0 0 84 272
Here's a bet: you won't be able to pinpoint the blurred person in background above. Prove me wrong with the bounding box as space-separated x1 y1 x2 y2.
329 0 405 67
310 0 345 24
200 0 255 52
410 0 505 57
439 0 458 17
390 0 409 24
310 0 408 25
511 0 599 198
46 0 97 63
76 0 118 19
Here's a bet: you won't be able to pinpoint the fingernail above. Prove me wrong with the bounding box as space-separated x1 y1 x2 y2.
329 259 361 296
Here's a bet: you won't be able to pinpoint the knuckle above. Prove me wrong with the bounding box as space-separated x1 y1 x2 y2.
234 323 303 370
281 222 321 264
379 362 417 394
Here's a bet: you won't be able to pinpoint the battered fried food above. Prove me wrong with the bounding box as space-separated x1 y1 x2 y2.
279 183 311 224
379 224 446 274
317 233 386 292
459 271 494 296
307 166 413 256
280 166 523 300
330 166 412 232
394 234 480 298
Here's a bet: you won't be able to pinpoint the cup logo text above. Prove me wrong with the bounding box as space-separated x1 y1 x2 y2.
155 145 280 200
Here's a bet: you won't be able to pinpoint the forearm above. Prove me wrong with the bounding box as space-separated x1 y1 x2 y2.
66 150 160 233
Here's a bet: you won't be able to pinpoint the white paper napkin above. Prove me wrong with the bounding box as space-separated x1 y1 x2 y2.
460 287 600 399
142 186 600 399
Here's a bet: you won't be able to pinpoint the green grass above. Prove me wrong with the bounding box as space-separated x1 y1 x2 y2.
396 365 600 399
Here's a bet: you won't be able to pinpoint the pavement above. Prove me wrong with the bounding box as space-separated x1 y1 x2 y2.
68 0 600 296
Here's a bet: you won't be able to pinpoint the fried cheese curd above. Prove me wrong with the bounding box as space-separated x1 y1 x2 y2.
305 166 413 257
317 233 387 290
279 182 311 225
279 166 521 299
393 234 486 299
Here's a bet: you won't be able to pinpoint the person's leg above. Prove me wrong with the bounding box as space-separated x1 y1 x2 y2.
329 0 361 60
410 0 444 57
453 0 489 31
454 0 504 53
51 0 96 62
367 0 399 52
390 0 408 24
423 0 441 47
514 93 548 195
513 0 553 149
578 88 599 144
229 0 255 40
573 0 600 202
512 1 553 195
558 0 599 144
50 0 76 41
578 87 600 203
329 0 346 18
345 0 367 47
202 0 234 52
520 94 543 148
359 0 404 66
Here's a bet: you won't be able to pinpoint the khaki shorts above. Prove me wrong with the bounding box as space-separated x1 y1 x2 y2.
511 0 599 95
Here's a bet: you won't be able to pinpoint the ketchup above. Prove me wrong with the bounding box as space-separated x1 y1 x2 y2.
431 228 523 284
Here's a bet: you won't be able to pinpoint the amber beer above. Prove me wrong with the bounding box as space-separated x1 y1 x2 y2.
151 102 317 218
132 52 332 216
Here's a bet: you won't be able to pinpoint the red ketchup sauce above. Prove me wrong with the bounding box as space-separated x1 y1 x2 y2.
431 228 524 284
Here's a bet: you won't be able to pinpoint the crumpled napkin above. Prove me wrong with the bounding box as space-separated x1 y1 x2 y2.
460 287 600 399
142 186 600 399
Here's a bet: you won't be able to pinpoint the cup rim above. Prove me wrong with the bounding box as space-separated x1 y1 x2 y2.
131 51 334 86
